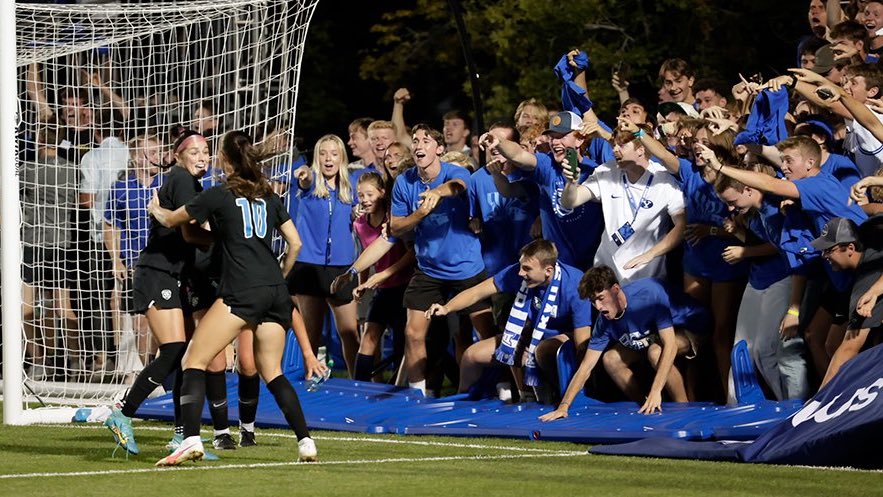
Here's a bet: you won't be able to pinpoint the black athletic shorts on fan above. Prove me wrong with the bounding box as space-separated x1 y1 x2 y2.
185 186 292 324
367 285 407 328
287 262 356 302
403 270 491 313
137 166 202 275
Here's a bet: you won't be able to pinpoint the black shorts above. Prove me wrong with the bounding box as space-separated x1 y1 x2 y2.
118 276 135 314
222 284 292 329
367 285 407 329
184 272 219 313
819 281 851 326
403 270 491 313
287 262 356 303
21 245 74 288
132 266 186 314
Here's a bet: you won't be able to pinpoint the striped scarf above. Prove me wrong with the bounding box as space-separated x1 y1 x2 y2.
494 264 562 387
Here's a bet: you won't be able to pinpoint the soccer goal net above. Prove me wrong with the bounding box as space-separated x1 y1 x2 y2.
2 0 319 424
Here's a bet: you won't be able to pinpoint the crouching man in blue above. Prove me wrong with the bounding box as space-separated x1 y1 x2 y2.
539 265 710 419
426 240 593 402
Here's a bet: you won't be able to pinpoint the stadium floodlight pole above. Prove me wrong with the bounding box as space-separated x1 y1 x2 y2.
446 0 484 143
1 0 23 425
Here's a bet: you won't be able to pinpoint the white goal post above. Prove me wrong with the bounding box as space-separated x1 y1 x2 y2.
2 0 320 425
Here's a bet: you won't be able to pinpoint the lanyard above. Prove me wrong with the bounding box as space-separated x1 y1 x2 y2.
622 172 653 223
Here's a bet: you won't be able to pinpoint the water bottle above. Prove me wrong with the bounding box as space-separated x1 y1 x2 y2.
306 358 333 392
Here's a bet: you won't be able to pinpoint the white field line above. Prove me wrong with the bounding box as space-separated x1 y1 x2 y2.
0 452 587 480
33 423 570 453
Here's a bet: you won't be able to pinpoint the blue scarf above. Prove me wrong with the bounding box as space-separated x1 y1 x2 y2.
495 264 562 387
554 51 593 115
734 88 789 146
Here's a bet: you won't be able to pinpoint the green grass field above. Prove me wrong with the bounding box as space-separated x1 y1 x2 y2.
1 416 882 497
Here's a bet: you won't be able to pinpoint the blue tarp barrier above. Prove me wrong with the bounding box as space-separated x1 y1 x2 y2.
592 343 883 468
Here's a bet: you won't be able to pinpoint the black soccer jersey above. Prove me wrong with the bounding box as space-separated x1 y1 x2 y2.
137 166 203 275
185 186 291 293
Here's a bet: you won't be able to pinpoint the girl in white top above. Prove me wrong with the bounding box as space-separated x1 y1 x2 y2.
562 122 686 284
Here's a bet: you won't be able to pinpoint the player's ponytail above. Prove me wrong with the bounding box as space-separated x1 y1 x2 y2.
221 130 274 200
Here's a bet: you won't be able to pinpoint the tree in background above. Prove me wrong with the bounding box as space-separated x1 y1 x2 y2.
357 0 803 125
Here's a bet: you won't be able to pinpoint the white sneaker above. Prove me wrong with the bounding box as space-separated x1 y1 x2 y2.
156 436 204 466
297 437 318 462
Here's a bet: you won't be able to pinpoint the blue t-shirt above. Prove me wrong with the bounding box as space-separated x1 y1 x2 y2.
587 137 615 167
511 152 604 270
294 171 359 266
198 166 223 189
391 162 484 279
794 172 868 291
820 153 861 191
468 167 539 275
104 173 163 267
493 262 593 335
745 198 793 290
588 278 710 352
676 159 748 281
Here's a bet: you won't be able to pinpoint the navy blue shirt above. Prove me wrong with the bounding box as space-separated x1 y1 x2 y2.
511 152 604 270
105 173 163 267
391 162 484 279
745 198 793 290
589 278 710 352
676 159 748 281
493 262 593 336
468 167 539 275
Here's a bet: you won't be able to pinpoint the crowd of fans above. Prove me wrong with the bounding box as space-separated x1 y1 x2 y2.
13 1 883 426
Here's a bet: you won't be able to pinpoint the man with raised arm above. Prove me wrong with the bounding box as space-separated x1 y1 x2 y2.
557 122 686 284
426 240 592 402
479 111 603 270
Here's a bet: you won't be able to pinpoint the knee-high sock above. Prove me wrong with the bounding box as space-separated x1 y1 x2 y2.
205 370 229 432
172 365 183 428
180 368 207 438
238 373 260 426
121 341 186 418
266 375 309 440
354 353 375 382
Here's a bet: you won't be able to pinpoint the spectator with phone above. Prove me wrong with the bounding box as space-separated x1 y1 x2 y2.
479 111 605 270
559 122 686 284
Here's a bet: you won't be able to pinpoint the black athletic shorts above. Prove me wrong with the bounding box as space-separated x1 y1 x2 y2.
403 270 491 313
132 266 186 314
287 262 356 303
366 285 407 329
21 245 74 288
222 284 292 329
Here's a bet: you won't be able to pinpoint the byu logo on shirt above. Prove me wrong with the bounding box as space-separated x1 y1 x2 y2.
640 199 654 209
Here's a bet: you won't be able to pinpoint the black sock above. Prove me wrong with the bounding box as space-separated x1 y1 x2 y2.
180 368 207 438
121 342 186 418
354 353 375 382
266 375 309 440
206 370 229 432
172 365 183 427
238 373 260 426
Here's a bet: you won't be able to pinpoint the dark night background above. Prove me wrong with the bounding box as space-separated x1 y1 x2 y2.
295 0 811 152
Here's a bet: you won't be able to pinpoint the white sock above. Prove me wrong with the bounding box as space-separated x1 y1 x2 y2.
409 380 426 396
240 422 255 432
214 428 231 437
496 382 513 403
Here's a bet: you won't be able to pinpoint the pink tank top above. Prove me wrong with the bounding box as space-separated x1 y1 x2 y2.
352 214 412 288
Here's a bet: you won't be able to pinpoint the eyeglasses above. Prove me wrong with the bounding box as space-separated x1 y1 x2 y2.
822 244 848 257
